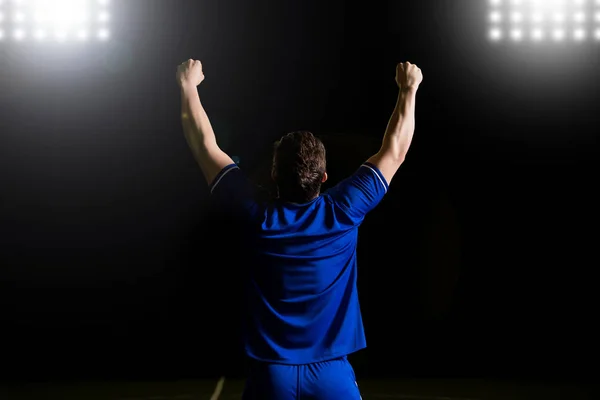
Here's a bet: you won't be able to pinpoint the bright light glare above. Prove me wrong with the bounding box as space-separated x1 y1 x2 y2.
98 10 109 22
573 11 586 22
34 28 45 40
531 11 544 22
490 27 503 40
490 11 503 23
487 0 600 43
97 28 109 40
574 28 586 40
595 29 600 40
55 29 68 41
14 11 25 22
13 29 25 40
532 27 544 40
553 12 565 23
553 28 566 41
511 28 524 40
0 0 111 42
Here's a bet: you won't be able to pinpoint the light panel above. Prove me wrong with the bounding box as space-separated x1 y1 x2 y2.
0 0 110 42
488 0 600 43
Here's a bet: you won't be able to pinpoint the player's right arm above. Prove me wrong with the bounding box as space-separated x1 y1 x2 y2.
326 62 422 223
367 62 422 185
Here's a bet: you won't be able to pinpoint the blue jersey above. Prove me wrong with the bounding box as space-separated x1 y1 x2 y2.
210 162 388 364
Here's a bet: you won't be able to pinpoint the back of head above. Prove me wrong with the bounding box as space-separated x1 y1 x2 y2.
272 131 326 203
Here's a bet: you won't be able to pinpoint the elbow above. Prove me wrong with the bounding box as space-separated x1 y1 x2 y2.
392 153 406 167
377 150 405 167
388 144 407 165
377 144 407 166
396 145 411 164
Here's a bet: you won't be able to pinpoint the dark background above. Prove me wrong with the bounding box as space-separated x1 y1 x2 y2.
0 0 598 383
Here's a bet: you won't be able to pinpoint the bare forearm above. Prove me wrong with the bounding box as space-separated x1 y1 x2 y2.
177 59 234 185
381 88 417 163
367 62 422 184
180 85 218 150
180 84 233 184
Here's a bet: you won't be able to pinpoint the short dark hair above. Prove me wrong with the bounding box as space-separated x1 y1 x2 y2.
272 131 326 203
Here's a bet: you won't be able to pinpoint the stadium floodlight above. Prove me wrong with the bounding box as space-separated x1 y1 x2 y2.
510 27 524 40
13 27 25 40
490 27 503 40
552 27 566 40
573 27 587 39
0 0 111 43
97 26 109 40
553 12 566 23
512 11 525 22
531 27 545 40
490 10 503 23
573 11 586 22
487 0 600 43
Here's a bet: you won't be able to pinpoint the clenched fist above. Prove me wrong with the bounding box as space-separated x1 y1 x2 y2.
177 59 205 89
396 62 423 91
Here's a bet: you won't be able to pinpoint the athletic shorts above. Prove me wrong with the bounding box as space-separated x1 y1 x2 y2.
242 356 362 400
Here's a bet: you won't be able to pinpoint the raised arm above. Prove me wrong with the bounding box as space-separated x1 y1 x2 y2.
367 62 423 185
177 59 235 186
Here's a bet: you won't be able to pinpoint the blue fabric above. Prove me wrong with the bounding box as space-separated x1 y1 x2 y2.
242 356 362 400
210 162 388 364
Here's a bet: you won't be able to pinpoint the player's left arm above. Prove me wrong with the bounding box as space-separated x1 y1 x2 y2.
177 59 234 186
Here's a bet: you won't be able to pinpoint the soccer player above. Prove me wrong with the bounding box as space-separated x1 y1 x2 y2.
177 59 422 399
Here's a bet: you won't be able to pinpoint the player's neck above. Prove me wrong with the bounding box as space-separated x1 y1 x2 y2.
277 192 320 205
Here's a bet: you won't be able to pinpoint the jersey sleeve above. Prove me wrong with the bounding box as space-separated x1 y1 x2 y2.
209 164 261 218
325 162 389 223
